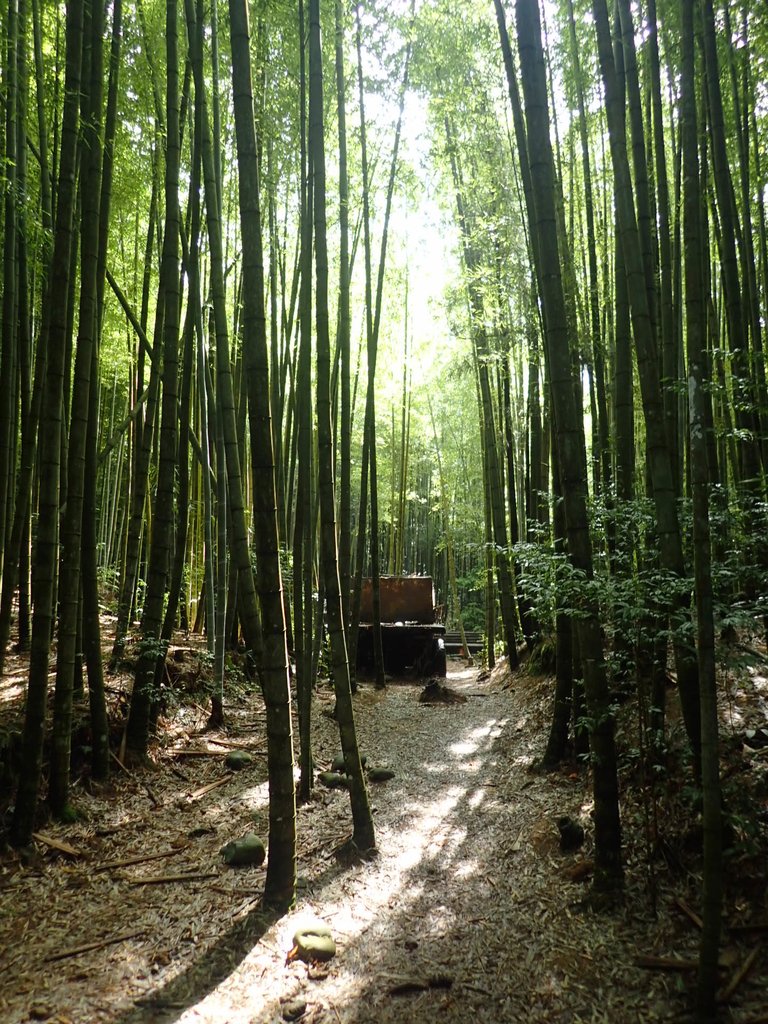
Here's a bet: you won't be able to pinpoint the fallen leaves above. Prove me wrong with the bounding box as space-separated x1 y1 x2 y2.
1 655 767 1024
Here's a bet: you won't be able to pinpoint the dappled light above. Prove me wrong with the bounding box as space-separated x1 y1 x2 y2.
0 672 26 706
2 646 768 1022
157 673 521 1024
2 0 768 1020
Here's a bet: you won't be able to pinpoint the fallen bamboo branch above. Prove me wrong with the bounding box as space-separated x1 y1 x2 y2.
719 947 760 1002
674 897 703 930
729 922 768 934
389 974 453 995
94 848 183 872
127 871 218 885
109 750 160 806
637 953 732 972
209 884 238 896
206 738 267 754
187 774 233 801
298 839 336 861
2 952 24 974
636 955 700 972
231 895 261 920
110 750 131 775
44 930 144 963
32 832 82 858
143 782 160 806
171 749 225 758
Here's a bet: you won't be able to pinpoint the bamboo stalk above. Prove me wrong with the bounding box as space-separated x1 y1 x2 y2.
187 773 233 800
44 930 144 963
94 848 182 872
719 947 760 1002
127 871 218 885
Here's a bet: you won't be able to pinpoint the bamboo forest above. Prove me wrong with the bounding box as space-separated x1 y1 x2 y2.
1 0 768 1020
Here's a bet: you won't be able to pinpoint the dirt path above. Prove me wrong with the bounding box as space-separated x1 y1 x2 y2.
1 659 765 1023
111 664 678 1024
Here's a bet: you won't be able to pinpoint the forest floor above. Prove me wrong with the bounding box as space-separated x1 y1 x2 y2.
1 633 768 1023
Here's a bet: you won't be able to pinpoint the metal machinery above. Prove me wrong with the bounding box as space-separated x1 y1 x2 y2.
355 576 446 678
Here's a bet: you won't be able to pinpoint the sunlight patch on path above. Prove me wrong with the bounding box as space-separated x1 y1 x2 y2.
175 679 513 1024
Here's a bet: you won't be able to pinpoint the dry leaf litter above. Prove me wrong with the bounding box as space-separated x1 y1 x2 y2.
1 648 767 1024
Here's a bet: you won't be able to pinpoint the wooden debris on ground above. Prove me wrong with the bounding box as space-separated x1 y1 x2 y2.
1 650 767 1024
170 748 226 759
94 848 182 872
636 953 735 972
207 737 267 753
719 947 761 1002
32 832 82 859
418 679 467 704
674 896 703 930
126 870 219 885
388 973 453 995
186 773 233 801
109 750 160 805
562 859 593 882
44 930 145 963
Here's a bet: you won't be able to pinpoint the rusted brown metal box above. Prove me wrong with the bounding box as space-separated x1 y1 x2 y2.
358 575 435 624
356 576 445 678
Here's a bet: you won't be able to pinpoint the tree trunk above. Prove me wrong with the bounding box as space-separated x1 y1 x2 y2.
229 0 297 909
50 0 106 815
309 0 375 854
126 0 181 760
11 0 83 846
515 0 623 894
0 0 19 571
543 426 573 767
183 0 265 685
110 279 164 664
647 0 679 493
591 0 701 769
294 0 315 803
446 121 519 669
335 0 352 637
681 2 722 1014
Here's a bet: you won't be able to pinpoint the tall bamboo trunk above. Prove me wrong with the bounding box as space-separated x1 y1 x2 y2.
591 0 701 768
335 0 352 638
681 1 722 1013
183 0 265 688
515 0 623 893
229 0 297 909
11 0 83 846
446 120 519 668
0 0 19 572
309 0 375 855
646 0 679 492
294 0 315 801
50 0 106 815
126 0 182 760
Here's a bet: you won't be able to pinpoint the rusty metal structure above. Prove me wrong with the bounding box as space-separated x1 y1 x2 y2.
355 576 446 678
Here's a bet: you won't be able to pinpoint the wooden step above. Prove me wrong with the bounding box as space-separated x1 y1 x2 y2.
443 632 484 654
